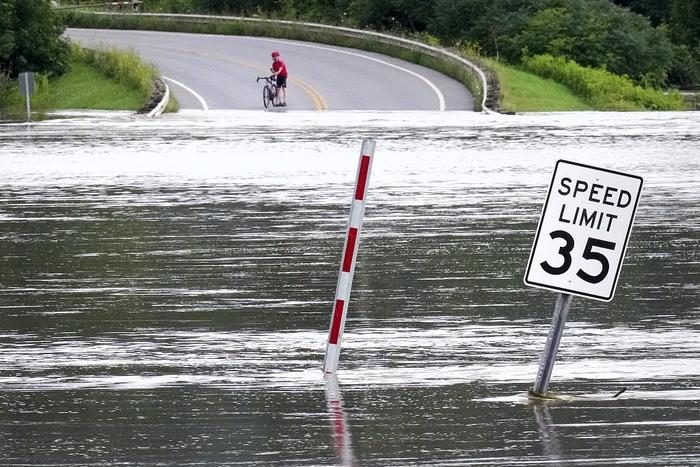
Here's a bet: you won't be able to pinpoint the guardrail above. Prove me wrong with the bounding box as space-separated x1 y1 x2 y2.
55 1 141 11
74 11 496 112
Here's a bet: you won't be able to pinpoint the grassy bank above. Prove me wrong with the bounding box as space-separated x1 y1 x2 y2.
522 54 687 111
68 44 179 112
486 59 592 112
51 60 146 110
1 44 174 116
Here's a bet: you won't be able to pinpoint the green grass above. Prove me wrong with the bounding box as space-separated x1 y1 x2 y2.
522 54 688 111
50 60 145 109
2 45 170 115
487 59 592 112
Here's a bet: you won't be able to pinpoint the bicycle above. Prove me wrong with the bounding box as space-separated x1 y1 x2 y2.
256 75 281 108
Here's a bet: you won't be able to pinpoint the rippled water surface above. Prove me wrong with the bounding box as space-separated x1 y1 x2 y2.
1 110 699 465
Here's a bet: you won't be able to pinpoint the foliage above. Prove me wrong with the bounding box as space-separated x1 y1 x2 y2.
70 44 157 100
611 0 700 87
143 0 351 21
140 0 699 88
0 2 13 62
522 54 688 110
348 0 435 31
0 0 70 78
668 0 700 87
611 0 671 26
429 0 679 88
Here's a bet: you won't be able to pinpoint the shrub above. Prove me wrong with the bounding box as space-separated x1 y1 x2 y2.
522 54 687 110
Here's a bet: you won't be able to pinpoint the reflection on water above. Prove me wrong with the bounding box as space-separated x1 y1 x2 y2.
533 404 563 465
325 376 357 467
0 110 698 464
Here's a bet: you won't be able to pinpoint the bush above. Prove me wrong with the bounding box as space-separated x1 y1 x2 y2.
522 54 687 110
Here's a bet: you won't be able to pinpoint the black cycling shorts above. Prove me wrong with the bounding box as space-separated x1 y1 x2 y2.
276 75 287 88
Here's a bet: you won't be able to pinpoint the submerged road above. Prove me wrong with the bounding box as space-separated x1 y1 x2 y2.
66 28 475 111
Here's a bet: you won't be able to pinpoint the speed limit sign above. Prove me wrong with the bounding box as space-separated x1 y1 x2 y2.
524 160 643 301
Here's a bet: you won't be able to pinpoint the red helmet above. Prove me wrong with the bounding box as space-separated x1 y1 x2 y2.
271 51 280 57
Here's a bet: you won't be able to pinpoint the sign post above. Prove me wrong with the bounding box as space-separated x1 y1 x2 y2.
525 160 643 396
532 292 572 396
18 72 35 122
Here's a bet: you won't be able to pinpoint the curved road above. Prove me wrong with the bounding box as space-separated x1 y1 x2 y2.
66 28 474 111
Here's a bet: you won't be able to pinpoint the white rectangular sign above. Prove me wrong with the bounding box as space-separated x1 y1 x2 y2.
18 72 35 97
524 160 643 301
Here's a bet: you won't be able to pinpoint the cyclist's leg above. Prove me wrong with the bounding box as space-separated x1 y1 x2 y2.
276 75 287 106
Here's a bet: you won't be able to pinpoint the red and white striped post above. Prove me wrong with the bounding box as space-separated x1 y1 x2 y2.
323 139 376 374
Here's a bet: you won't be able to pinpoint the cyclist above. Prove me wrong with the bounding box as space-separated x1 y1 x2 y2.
270 51 288 106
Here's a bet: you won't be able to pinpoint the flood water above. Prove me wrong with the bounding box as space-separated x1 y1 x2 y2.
0 110 698 465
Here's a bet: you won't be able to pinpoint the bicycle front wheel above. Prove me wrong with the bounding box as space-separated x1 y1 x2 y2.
263 85 272 108
270 85 278 106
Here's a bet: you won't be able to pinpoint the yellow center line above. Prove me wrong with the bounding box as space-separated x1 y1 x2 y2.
290 76 328 111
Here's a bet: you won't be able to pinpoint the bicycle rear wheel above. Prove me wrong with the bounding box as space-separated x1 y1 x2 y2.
263 85 272 108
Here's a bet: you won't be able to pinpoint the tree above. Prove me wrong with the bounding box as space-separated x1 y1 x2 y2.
350 0 437 31
0 1 16 66
670 0 700 46
668 0 700 86
430 0 679 87
611 0 671 26
510 0 674 86
0 0 70 78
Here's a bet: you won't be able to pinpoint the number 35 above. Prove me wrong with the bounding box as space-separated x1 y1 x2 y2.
540 230 616 284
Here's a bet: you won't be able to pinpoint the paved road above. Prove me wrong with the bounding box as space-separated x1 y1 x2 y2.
66 28 475 111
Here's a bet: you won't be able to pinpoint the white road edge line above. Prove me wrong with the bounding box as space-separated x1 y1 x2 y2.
162 76 209 111
256 38 446 111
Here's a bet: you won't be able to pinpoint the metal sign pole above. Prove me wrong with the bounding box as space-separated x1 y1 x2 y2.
24 73 31 122
532 293 572 396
